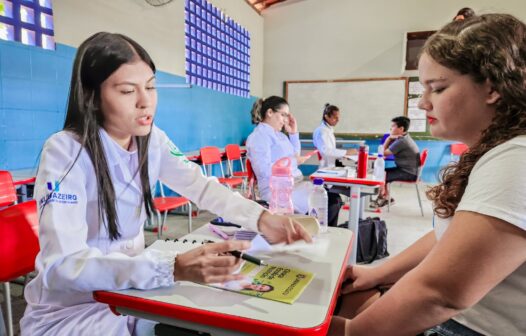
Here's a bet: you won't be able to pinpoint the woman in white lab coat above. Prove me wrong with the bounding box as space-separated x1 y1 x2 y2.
20 32 310 336
246 96 343 226
312 104 356 168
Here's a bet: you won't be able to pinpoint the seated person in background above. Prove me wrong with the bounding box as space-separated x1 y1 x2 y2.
246 96 342 226
376 116 419 207
313 103 357 168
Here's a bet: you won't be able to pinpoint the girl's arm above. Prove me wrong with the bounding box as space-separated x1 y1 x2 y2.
346 211 526 336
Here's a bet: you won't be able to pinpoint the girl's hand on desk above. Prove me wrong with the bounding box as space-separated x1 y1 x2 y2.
340 265 381 295
257 211 313 244
174 240 250 283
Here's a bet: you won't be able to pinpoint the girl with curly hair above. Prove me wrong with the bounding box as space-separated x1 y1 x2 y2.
329 13 526 336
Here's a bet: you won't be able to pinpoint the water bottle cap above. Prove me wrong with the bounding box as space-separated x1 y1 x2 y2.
272 157 292 176
313 177 324 185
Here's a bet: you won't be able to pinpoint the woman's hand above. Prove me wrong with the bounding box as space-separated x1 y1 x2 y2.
284 113 298 134
296 155 310 165
174 240 250 283
340 265 383 295
257 211 312 244
345 148 357 156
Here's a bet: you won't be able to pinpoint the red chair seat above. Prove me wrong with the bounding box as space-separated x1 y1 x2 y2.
218 177 244 186
153 197 189 213
232 171 249 178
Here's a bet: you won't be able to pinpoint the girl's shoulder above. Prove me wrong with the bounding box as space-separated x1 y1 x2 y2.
44 130 83 154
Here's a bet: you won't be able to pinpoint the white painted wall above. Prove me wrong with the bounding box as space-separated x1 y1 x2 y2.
262 0 526 97
52 0 264 96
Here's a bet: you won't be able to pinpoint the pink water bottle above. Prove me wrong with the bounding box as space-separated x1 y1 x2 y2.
269 157 294 215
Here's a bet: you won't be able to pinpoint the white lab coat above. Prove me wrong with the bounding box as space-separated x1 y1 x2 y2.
246 123 312 214
21 126 264 336
312 122 346 168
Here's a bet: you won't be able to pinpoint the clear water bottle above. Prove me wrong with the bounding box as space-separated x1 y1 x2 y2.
373 152 386 181
269 157 294 215
308 178 328 233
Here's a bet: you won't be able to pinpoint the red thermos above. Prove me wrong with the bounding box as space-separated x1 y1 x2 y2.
357 145 368 178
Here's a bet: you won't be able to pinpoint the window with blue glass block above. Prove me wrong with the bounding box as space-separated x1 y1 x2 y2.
0 0 55 50
185 0 250 97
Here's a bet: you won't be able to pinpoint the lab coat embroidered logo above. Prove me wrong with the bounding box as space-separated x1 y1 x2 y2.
168 141 189 163
47 181 60 192
40 180 78 207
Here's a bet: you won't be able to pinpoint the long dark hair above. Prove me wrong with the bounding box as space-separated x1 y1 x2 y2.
424 14 526 218
250 96 288 124
63 32 156 240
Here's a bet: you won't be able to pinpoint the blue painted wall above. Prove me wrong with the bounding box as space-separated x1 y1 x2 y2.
0 40 256 171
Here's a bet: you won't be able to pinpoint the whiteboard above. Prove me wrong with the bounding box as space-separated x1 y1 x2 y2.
285 78 408 134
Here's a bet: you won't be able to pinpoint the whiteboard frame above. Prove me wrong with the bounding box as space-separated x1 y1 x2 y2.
284 77 409 136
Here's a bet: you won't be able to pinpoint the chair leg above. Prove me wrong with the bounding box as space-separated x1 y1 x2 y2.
187 203 193 233
2 282 14 336
156 210 162 239
415 183 424 217
387 183 391 212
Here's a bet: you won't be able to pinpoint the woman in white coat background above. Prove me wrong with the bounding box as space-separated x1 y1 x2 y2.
20 32 311 336
246 97 343 226
313 104 356 168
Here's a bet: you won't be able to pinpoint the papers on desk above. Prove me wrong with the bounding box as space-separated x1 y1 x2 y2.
314 168 348 177
211 262 314 304
147 236 316 305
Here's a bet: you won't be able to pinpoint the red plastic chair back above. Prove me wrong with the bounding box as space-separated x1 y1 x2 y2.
0 170 17 207
420 149 429 168
200 146 222 165
225 144 242 161
0 200 39 281
451 143 468 156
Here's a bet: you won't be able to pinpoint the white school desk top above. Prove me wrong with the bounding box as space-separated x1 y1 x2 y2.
94 227 353 336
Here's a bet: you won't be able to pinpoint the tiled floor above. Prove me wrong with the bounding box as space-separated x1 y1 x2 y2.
2 183 434 335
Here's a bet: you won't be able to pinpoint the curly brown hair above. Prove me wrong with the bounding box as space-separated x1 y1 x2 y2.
423 14 526 218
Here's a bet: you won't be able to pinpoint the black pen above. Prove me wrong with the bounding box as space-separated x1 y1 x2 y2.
229 250 267 266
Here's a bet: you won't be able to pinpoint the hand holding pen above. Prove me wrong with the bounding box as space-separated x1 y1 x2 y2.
208 224 267 266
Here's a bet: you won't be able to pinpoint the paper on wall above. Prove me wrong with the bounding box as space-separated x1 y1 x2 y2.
408 107 426 119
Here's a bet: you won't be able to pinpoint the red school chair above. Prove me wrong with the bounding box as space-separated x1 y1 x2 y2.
224 144 249 179
245 159 258 201
0 200 39 336
387 149 429 217
200 146 244 190
153 182 192 238
450 143 469 161
0 171 18 208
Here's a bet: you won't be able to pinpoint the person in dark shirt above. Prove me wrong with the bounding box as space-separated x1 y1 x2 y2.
376 116 419 207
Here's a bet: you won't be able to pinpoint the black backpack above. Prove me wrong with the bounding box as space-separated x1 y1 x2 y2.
339 217 389 264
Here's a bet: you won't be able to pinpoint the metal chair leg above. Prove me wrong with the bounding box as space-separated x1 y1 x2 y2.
415 183 424 216
156 210 162 239
187 203 193 233
2 282 14 336
387 183 391 212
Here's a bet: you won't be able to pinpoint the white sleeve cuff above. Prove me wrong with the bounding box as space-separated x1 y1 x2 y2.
144 248 178 287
